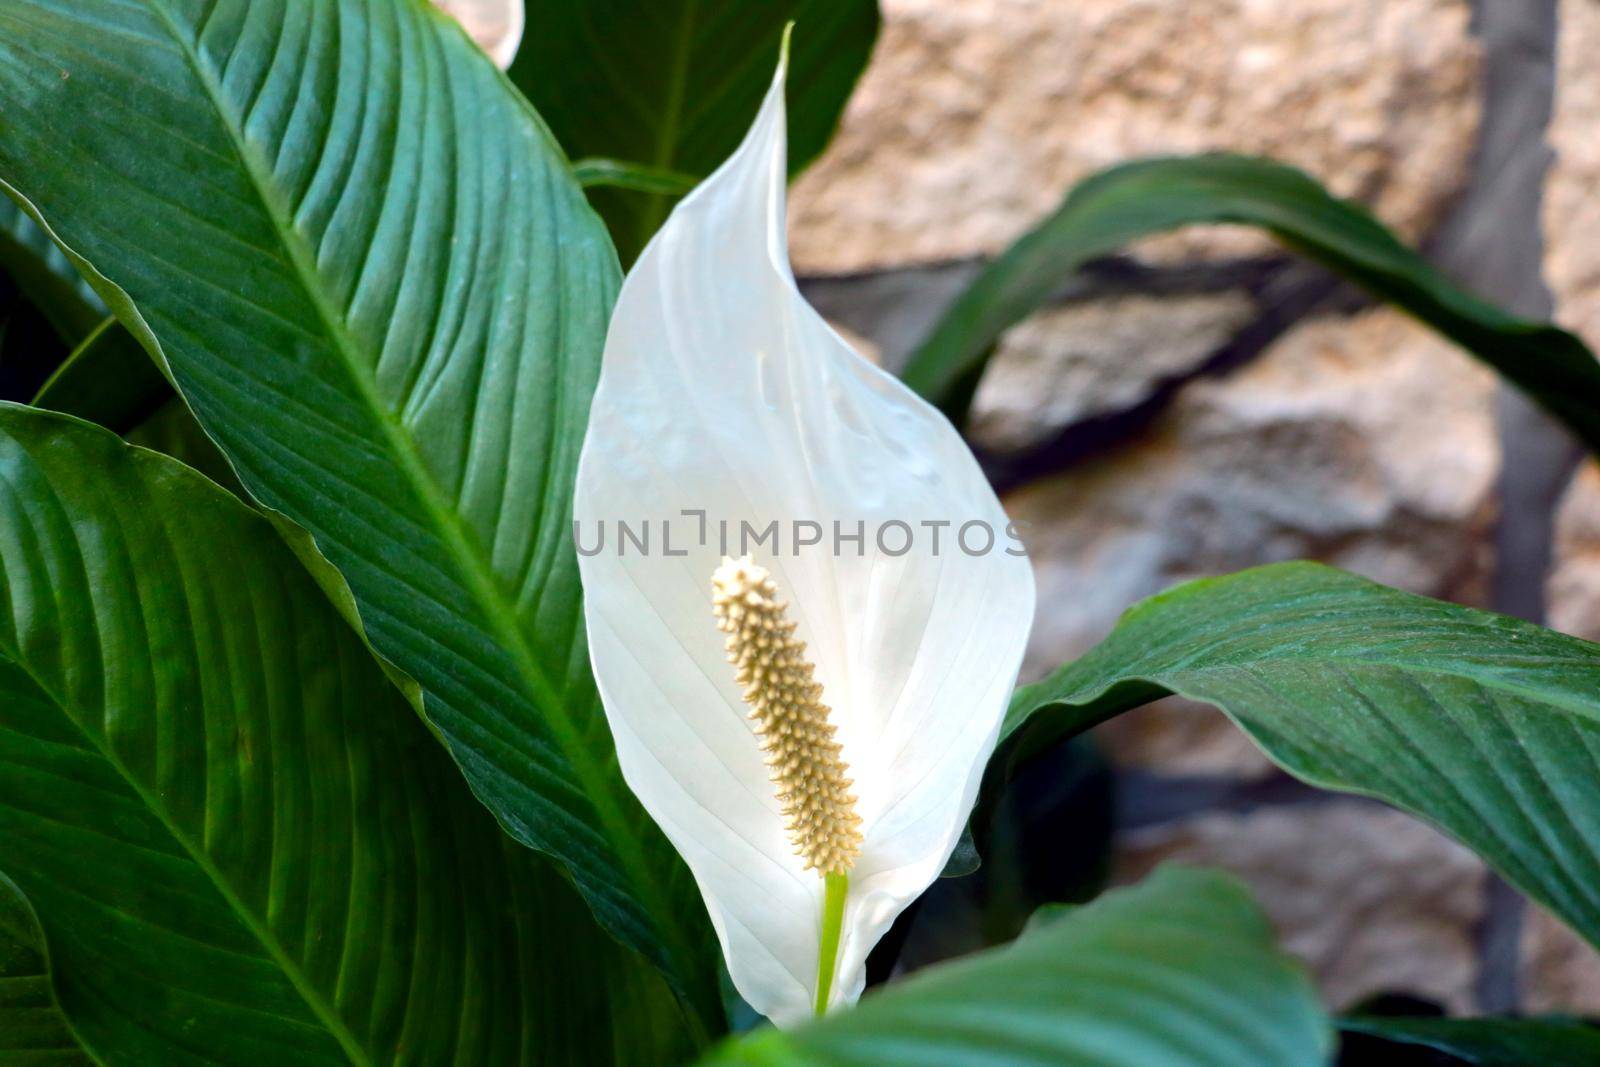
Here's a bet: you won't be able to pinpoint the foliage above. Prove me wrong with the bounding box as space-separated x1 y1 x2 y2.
0 871 86 1064
902 156 1600 452
510 1 878 262
998 563 1600 953
0 404 695 1063
1339 1015 1600 1066
700 868 1332 1067
0 0 1598 1063
0 0 724 1029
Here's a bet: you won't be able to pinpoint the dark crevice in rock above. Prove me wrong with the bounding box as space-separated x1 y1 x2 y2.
805 252 1375 493
799 252 1297 377
1112 768 1371 831
1473 873 1527 1013
980 264 1351 493
1436 0 1572 624
800 259 986 374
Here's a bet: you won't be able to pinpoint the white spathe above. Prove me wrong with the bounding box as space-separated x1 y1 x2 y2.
433 0 523 68
573 50 1036 1026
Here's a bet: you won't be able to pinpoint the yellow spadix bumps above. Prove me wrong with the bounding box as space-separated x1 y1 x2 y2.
711 556 863 876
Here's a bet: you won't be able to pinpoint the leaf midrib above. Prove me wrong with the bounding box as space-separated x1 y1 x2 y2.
138 0 691 990
0 648 370 1066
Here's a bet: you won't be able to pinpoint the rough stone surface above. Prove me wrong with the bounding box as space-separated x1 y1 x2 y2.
1009 307 1499 688
789 0 1482 273
1547 461 1600 642
1520 904 1600 1013
1007 308 1497 776
1093 696 1278 779
786 0 1561 1013
1116 803 1488 1012
1545 0 1600 349
1537 0 1600 636
968 291 1257 454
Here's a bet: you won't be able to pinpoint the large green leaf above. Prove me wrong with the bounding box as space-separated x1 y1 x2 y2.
0 404 693 1065
32 319 234 493
700 867 1332 1067
1340 1016 1600 1065
0 0 721 1025
0 871 88 1065
999 562 1600 956
32 319 173 436
511 2 879 262
902 155 1600 451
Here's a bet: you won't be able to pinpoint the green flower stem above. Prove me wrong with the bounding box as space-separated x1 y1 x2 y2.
814 872 848 1016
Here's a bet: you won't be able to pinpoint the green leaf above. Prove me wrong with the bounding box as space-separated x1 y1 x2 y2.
511 2 879 262
0 404 694 1065
121 397 244 497
0 0 722 1026
902 155 1600 451
1340 1016 1600 1066
32 319 235 494
0 199 102 344
573 158 701 197
700 867 1332 1067
33 319 174 434
0 871 88 1066
1000 561 1600 956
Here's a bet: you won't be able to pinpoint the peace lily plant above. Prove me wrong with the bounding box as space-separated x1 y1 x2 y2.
574 46 1036 1023
6 0 1600 1064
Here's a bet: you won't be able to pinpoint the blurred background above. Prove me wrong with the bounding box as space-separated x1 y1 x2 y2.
786 0 1600 1019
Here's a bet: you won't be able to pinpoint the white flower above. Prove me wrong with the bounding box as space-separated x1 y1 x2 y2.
573 43 1035 1027
433 0 523 68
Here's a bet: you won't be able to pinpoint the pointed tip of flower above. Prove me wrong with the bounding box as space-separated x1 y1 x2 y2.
779 21 795 75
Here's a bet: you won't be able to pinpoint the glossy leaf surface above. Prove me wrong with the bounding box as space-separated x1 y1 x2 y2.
0 405 693 1065
1340 1015 1600 1065
0 872 87 1065
904 155 1600 451
1002 563 1600 955
700 867 1332 1066
511 1 878 261
0 0 721 1022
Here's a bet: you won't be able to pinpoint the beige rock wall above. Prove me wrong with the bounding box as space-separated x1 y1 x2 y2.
1545 0 1600 348
1117 805 1488 1013
790 0 1481 273
1548 463 1600 642
1533 0 1600 1012
1008 308 1498 781
968 291 1256 454
1009 308 1499 682
791 0 1600 1022
1522 905 1600 1014
1546 0 1600 647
